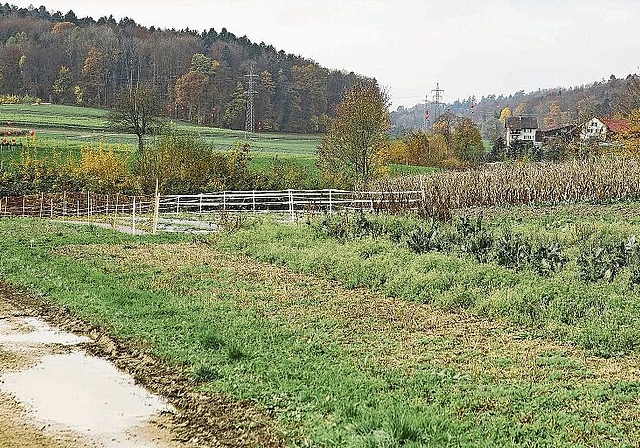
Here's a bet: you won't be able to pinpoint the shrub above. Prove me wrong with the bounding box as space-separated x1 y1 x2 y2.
134 131 256 194
406 219 445 254
456 215 494 262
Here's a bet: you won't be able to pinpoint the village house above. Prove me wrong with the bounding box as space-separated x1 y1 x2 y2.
579 117 629 142
505 116 542 147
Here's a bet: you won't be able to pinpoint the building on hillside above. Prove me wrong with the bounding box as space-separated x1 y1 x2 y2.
540 124 577 143
505 116 542 147
579 117 629 142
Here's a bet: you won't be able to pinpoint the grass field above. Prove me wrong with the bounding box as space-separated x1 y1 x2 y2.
1 205 640 447
0 103 433 182
0 103 319 155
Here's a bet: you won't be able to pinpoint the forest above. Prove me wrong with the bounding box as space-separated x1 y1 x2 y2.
0 3 370 133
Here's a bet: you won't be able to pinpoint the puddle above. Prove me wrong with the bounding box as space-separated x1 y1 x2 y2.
1 351 173 448
0 316 90 347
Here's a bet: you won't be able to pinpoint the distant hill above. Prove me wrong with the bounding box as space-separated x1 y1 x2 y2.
391 74 640 140
0 3 372 133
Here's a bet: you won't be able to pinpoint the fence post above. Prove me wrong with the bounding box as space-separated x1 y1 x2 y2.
106 194 109 215
86 192 90 223
288 189 294 222
76 200 79 217
39 193 43 218
329 189 333 214
50 198 53 218
63 191 67 216
132 196 136 234
22 196 25 217
252 190 256 213
152 179 159 235
223 191 226 212
419 175 426 203
199 193 203 215
176 196 180 214
114 194 119 226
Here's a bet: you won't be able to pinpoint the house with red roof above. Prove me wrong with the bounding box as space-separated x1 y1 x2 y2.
579 117 629 142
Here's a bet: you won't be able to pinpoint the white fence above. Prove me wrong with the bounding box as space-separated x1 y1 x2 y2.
0 189 427 233
159 189 425 219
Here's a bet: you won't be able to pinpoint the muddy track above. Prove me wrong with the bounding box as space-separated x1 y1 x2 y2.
0 282 284 448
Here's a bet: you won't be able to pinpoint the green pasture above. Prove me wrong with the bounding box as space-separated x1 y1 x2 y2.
0 103 433 185
0 103 320 155
1 209 640 447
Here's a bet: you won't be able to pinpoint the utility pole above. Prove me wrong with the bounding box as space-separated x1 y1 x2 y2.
431 82 444 120
423 95 430 131
244 65 258 140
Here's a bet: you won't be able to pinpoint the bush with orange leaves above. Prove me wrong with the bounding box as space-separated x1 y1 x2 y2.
387 131 461 168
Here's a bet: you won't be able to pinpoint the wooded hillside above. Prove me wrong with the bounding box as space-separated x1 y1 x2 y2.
0 3 371 133
392 74 640 139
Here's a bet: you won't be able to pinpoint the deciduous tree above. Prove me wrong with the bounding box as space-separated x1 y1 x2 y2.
452 117 484 162
543 100 564 129
617 108 640 154
82 46 106 105
317 82 390 188
499 107 512 124
52 66 72 102
107 83 164 153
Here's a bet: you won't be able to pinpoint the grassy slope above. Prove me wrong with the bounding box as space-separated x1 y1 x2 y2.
0 103 431 179
0 215 639 447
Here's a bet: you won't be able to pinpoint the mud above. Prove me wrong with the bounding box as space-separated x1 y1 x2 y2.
0 283 284 448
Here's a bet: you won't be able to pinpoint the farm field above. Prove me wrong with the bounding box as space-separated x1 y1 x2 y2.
0 103 433 181
1 203 640 447
0 103 320 155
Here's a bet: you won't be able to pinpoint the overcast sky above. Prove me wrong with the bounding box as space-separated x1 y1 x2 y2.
9 0 640 108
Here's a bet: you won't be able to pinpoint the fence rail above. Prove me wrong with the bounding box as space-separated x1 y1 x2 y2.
0 189 426 233
159 189 424 217
0 192 155 218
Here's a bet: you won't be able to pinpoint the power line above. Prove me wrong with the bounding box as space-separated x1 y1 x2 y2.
423 95 429 132
431 82 444 120
244 64 258 140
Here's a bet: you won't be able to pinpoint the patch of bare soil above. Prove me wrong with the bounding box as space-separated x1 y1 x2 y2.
0 283 284 448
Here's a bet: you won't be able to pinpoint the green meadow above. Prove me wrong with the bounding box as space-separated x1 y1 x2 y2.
1 203 639 446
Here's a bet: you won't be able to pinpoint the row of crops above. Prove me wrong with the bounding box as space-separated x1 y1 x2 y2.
374 157 640 218
313 212 640 285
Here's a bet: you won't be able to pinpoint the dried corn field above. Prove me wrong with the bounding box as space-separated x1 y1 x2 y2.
374 158 640 217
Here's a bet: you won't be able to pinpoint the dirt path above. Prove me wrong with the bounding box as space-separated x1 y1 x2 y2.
0 285 283 448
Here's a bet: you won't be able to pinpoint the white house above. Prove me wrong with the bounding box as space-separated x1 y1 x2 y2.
505 116 541 147
580 117 629 142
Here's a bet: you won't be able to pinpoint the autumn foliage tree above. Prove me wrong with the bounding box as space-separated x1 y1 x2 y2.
617 108 640 154
82 46 105 106
391 131 449 166
318 83 390 188
452 117 484 162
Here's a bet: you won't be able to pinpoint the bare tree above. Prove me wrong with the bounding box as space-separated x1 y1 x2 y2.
108 83 164 153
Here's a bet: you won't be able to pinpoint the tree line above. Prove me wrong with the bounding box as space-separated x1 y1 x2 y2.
392 74 640 142
0 3 370 133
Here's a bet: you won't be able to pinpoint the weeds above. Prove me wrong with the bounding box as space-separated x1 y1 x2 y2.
192 364 220 383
